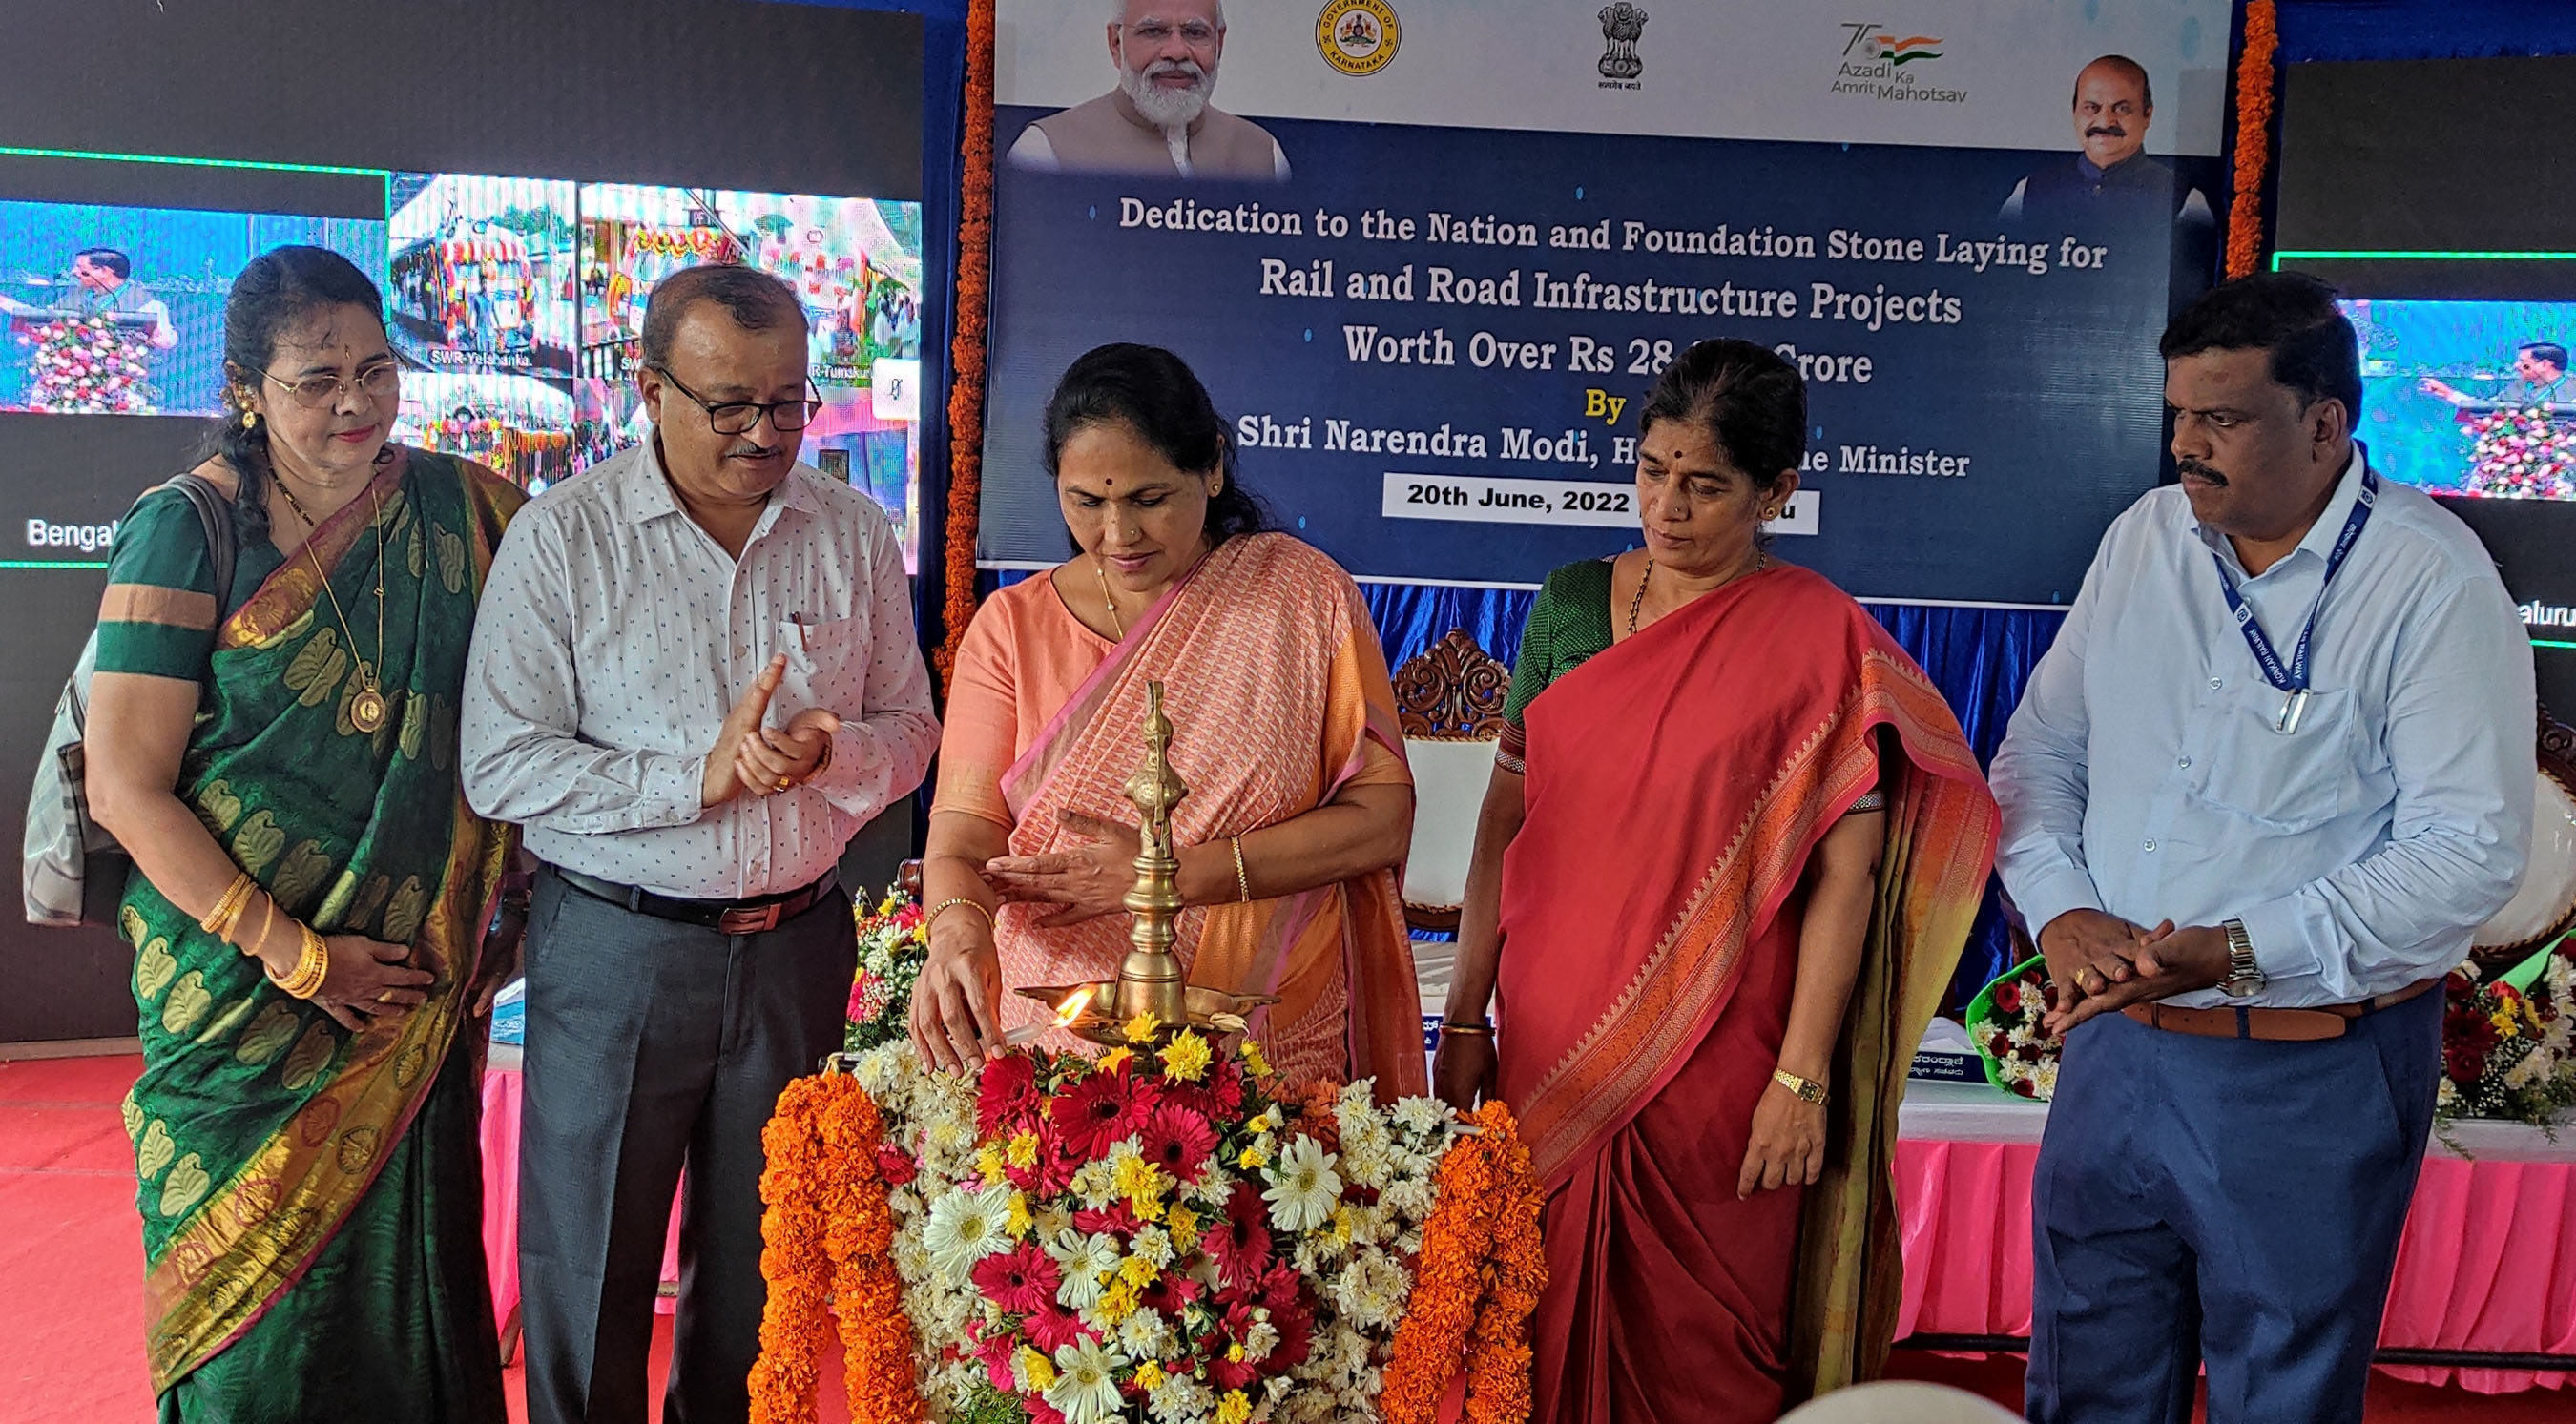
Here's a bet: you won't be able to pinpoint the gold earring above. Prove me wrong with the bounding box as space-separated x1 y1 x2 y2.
241 409 259 431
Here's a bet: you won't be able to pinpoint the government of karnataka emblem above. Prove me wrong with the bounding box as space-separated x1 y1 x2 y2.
1598 3 1647 81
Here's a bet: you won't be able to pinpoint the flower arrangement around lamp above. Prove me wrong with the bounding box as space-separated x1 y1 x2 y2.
1963 952 2063 1100
2462 408 2576 500
2438 938 2576 1136
755 1025 1545 1424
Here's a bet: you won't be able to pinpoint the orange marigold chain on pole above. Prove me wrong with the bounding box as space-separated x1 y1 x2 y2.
821 1085 923 1424
938 0 1000 687
1380 1101 1548 1424
751 1078 834 1424
2225 0 2279 279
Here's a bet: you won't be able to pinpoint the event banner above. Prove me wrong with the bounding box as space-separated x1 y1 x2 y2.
978 0 2230 603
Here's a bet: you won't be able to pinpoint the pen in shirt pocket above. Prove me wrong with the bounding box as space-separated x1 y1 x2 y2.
789 611 811 652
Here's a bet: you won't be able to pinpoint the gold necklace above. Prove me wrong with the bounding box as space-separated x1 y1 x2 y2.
1092 556 1128 641
1627 549 1768 636
277 477 391 733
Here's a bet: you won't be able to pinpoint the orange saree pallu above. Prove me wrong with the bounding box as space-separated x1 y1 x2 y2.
984 533 1423 1095
1494 566 1998 1422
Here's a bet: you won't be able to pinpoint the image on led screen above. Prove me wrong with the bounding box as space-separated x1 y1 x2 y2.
0 199 384 417
575 184 925 559
2344 298 2576 501
384 174 580 491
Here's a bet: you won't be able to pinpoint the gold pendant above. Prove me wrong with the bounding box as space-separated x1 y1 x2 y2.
350 685 388 733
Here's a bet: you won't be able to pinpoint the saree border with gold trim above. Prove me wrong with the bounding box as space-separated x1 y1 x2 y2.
125 450 523 1393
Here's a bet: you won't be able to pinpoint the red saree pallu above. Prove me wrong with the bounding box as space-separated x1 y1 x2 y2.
992 532 1423 1097
1495 565 1997 1422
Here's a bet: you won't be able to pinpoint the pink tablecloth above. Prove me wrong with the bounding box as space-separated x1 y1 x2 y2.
1892 1087 2576 1393
480 1064 680 1354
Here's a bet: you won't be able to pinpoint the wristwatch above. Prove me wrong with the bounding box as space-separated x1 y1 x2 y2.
2219 918 2267 999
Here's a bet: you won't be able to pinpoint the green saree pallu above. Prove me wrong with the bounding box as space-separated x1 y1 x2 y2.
114 451 523 1421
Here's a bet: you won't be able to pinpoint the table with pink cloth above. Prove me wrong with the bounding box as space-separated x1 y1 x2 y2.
1893 1079 2576 1393
479 1050 680 1361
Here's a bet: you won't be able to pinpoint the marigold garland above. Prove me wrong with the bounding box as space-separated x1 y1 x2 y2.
751 1077 837 1424
750 1073 927 1424
1379 1101 1548 1424
2224 0 2278 279
937 0 999 687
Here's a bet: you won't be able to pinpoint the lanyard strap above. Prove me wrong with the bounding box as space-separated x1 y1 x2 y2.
2209 465 2377 694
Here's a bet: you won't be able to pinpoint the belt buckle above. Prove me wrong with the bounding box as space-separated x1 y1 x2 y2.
717 903 781 935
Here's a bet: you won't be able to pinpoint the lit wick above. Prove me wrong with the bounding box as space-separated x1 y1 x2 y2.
1005 986 1096 1046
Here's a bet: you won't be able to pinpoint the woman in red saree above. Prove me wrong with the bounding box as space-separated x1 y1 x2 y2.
912 343 1422 1096
1434 340 1999 1420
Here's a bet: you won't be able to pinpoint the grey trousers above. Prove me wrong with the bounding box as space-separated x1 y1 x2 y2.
518 866 854 1424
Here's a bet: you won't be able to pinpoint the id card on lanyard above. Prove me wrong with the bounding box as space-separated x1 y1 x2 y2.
2210 465 2377 734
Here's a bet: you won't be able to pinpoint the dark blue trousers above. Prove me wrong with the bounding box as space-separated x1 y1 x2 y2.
2026 988 2442 1424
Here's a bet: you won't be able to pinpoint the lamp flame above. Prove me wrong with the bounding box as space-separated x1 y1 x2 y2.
1050 987 1095 1029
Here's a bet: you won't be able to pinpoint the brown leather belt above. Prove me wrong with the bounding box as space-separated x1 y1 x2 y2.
2121 977 2441 1042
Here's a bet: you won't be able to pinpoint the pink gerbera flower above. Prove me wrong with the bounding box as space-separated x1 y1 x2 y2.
1139 1104 1219 1184
978 1053 1042 1138
1050 1068 1149 1158
1025 1302 1089 1353
1208 1181 1273 1288
971 1241 1062 1316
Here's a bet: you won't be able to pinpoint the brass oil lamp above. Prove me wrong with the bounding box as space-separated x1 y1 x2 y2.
1017 681 1277 1046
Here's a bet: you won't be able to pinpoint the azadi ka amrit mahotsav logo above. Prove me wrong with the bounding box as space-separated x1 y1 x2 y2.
1840 23 1943 66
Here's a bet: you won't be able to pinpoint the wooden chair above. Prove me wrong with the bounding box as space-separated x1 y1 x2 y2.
1390 629 1512 1028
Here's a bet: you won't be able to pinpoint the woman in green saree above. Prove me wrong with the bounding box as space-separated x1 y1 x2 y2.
84 246 527 1421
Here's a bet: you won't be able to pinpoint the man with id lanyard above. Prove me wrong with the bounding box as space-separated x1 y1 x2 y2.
1991 273 2534 1422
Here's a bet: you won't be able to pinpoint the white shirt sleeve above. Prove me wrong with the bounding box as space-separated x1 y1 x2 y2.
459 511 711 835
804 510 940 822
1990 515 2115 938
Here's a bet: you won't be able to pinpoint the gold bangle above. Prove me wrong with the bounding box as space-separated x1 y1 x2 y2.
925 897 996 935
240 896 278 960
1772 1067 1828 1105
1231 836 1251 903
1438 1021 1494 1038
267 925 329 1001
200 874 255 940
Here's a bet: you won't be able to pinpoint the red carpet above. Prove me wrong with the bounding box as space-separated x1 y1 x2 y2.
0 1054 2561 1422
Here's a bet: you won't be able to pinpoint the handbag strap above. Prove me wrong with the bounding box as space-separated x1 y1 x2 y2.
67 472 239 733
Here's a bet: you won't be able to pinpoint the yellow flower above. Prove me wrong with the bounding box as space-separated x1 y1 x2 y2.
1160 1030 1214 1083
1007 1133 1042 1169
1113 1154 1168 1202
1240 1039 1272 1078
1226 1342 1246 1363
1117 1253 1160 1290
1217 1389 1253 1424
2492 1006 2523 1039
1167 1204 1200 1250
1238 1144 1270 1171
1124 1011 1163 1044
1095 1277 1141 1325
1022 1347 1058 1390
1005 1191 1033 1239
977 1145 1008 1187
1329 1205 1354 1245
1133 1361 1168 1391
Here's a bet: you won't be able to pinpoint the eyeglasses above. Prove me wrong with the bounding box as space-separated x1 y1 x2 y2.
1125 19 1219 47
650 366 823 435
260 361 400 410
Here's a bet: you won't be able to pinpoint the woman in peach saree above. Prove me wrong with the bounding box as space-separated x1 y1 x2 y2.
910 343 1422 1097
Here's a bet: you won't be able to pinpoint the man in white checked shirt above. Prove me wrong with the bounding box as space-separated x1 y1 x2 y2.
461 264 938 1424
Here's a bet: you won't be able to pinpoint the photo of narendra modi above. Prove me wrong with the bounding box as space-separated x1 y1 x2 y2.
1005 0 1291 182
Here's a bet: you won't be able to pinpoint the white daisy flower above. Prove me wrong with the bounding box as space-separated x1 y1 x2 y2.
2033 1060 2061 1099
1245 1319 1281 1362
1330 1251 1410 1329
1149 1372 1216 1424
1132 1223 1177 1269
923 1187 1009 1283
1046 1336 1128 1424
1117 1305 1171 1359
1390 1096 1451 1139
1264 1136 1343 1232
1380 1177 1437 1223
1048 1229 1123 1310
